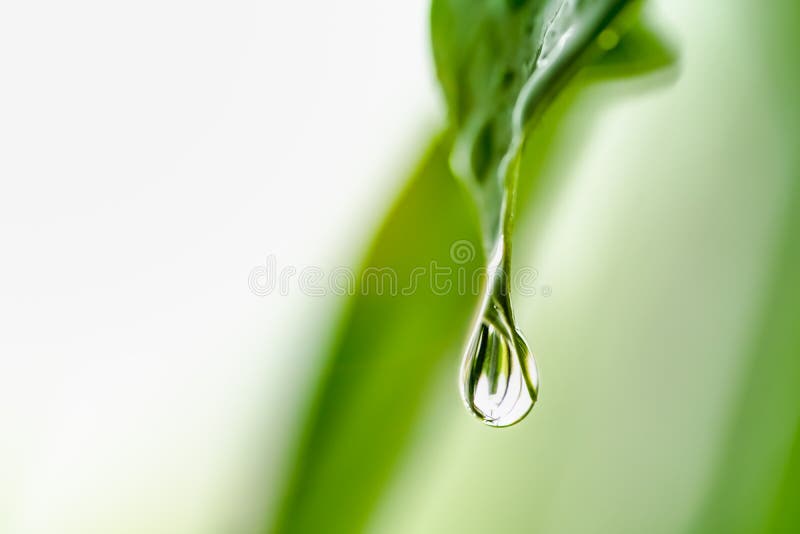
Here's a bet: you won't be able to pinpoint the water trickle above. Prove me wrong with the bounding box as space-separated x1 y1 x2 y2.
453 0 608 426
460 263 539 427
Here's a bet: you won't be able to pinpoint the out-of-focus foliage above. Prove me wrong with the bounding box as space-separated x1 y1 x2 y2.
267 140 483 534
431 0 633 236
690 1 800 532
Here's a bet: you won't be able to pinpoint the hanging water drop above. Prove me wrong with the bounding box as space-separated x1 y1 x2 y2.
460 269 539 427
450 0 592 426
445 0 640 427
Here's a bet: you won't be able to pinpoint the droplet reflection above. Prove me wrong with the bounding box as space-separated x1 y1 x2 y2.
460 295 539 427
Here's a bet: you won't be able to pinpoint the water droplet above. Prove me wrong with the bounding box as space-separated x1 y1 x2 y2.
460 295 539 427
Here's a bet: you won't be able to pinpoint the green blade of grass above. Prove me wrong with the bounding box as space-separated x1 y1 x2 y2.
267 137 483 534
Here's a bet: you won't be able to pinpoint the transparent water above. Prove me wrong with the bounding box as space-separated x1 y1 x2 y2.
455 0 620 426
460 294 539 427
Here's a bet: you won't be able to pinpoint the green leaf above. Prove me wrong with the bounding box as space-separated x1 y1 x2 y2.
267 138 483 534
586 21 676 78
431 0 637 240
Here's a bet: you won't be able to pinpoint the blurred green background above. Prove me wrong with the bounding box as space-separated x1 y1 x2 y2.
269 0 799 533
1 0 797 533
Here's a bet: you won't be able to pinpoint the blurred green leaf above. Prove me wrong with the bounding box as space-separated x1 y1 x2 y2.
267 138 483 534
431 0 635 239
690 2 800 530
586 21 676 78
691 179 800 534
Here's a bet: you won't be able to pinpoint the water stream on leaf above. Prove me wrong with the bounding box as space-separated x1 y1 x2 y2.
457 0 626 426
460 236 539 427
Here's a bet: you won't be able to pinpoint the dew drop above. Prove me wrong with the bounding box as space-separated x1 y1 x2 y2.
460 295 539 427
